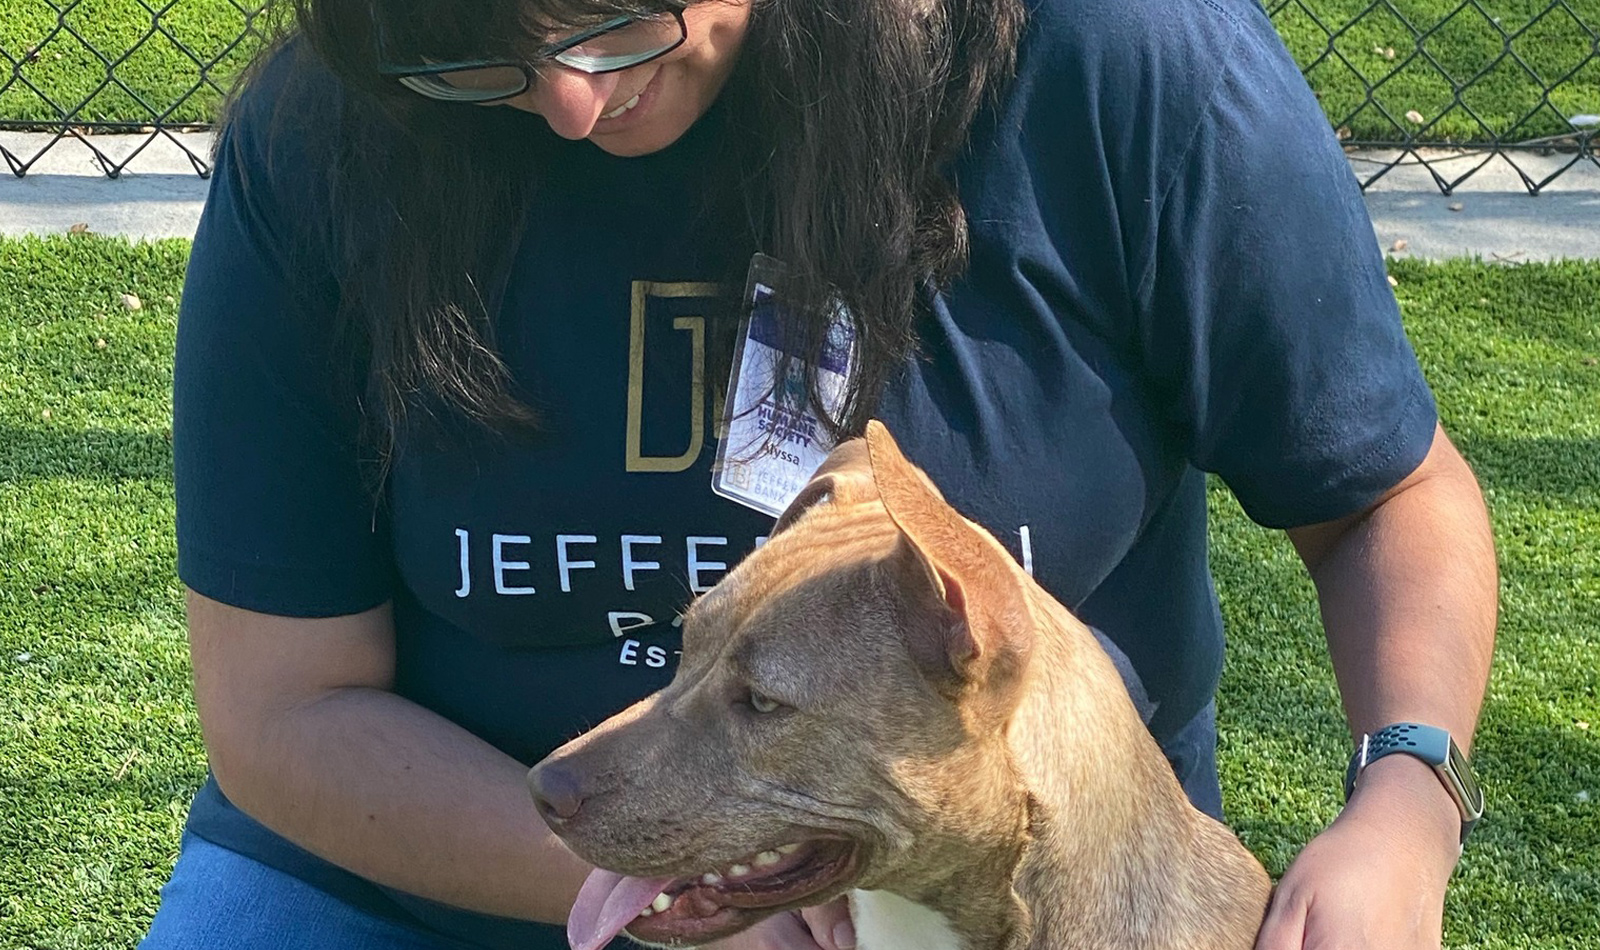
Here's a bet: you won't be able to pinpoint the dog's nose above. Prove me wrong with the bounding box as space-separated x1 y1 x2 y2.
528 762 585 824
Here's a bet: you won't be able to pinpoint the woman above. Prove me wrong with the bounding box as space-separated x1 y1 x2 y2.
144 0 1496 947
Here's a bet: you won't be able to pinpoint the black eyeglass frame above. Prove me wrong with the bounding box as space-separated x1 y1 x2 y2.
376 7 688 104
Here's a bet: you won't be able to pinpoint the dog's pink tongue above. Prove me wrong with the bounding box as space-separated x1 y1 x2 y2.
567 869 677 950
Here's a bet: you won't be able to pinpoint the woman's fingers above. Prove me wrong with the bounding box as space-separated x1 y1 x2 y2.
799 897 855 950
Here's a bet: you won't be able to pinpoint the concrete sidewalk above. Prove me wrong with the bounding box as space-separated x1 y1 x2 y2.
3 131 1598 260
1354 148 1600 262
1 131 214 241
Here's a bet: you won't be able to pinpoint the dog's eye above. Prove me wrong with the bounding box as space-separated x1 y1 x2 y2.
748 690 783 714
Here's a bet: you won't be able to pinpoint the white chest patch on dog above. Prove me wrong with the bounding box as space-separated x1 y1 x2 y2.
849 889 962 950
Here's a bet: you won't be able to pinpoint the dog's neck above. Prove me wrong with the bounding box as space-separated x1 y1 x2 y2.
1004 589 1267 950
868 587 1266 950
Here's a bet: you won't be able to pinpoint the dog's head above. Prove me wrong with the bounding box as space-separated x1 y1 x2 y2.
532 422 1037 950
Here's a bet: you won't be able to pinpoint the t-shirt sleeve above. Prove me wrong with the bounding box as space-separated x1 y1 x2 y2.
1132 6 1437 530
173 49 395 616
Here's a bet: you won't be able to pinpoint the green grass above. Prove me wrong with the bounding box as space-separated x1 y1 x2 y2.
1 1 1598 140
1 236 1598 948
0 236 197 950
1213 257 1600 947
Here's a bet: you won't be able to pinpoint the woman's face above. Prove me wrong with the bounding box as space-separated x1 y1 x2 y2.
502 1 752 156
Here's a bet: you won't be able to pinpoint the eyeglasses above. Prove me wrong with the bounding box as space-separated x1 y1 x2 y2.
377 9 688 104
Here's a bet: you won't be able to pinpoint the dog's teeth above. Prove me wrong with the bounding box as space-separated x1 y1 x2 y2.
777 843 801 855
638 907 655 918
754 850 782 866
702 871 723 884
728 863 751 877
651 892 673 913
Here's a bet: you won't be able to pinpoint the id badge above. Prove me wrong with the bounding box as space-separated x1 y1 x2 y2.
712 254 856 517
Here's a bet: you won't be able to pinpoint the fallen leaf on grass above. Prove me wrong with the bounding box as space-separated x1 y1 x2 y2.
120 293 142 311
1405 109 1425 124
1386 274 1399 287
67 222 90 234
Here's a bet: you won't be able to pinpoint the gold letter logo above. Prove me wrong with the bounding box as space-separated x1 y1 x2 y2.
626 281 719 472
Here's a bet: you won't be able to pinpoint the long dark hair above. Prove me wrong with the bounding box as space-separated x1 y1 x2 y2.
238 0 1025 469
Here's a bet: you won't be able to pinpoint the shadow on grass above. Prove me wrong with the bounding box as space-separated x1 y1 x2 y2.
0 426 172 482
0 761 205 837
1454 433 1600 505
0 764 205 814
1396 258 1600 360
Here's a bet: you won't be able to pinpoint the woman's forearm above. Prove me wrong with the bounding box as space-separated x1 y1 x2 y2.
213 683 591 922
188 592 591 923
1288 424 1496 849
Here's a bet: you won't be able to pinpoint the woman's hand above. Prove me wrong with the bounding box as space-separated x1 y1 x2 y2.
1255 756 1461 950
701 898 856 950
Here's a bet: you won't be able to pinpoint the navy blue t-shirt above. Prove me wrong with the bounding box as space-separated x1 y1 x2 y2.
172 0 1436 945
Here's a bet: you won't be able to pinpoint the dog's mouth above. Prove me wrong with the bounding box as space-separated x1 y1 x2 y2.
567 838 860 950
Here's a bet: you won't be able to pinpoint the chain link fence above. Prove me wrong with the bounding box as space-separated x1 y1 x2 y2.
2 0 1598 190
0 0 273 176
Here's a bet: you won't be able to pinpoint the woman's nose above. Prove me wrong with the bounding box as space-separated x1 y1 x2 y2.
516 67 623 139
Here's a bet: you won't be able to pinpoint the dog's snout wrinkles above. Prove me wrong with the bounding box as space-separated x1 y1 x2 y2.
528 762 585 823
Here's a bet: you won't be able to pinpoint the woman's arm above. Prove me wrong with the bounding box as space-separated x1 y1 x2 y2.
188 589 594 922
1256 423 1497 950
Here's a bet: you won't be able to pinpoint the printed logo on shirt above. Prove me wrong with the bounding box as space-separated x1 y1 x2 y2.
446 523 1035 668
625 281 724 473
450 529 760 598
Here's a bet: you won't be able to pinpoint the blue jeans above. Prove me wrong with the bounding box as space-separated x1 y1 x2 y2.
1163 700 1224 820
140 834 474 950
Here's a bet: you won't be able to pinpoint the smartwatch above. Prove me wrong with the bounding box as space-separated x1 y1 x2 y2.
1344 722 1484 845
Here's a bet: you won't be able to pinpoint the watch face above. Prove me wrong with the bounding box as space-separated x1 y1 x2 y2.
1446 739 1485 819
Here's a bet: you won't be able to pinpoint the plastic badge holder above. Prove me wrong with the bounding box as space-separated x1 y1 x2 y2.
712 254 856 517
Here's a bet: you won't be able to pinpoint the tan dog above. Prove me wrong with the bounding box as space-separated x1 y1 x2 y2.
530 421 1271 950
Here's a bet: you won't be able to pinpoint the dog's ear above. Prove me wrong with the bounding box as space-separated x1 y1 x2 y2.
770 437 877 536
865 421 1031 691
885 534 980 693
